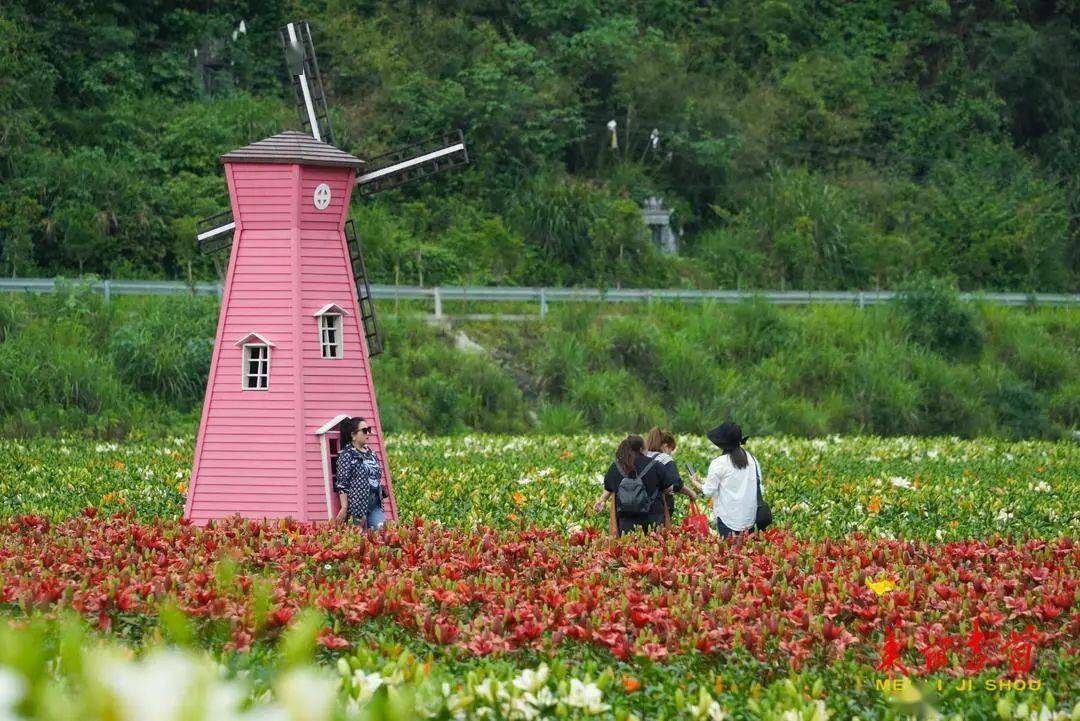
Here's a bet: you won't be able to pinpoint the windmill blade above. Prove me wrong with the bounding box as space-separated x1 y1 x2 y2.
280 20 335 147
344 219 383 356
355 130 469 197
197 210 235 254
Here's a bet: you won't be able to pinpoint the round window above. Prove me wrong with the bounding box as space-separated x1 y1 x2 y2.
313 183 332 210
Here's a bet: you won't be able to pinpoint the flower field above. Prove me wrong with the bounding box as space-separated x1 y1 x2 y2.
1 434 1077 539
1 434 1078 720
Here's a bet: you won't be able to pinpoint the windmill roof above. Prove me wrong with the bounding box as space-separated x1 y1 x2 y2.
221 131 364 169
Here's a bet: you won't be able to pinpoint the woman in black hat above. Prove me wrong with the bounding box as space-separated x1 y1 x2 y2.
695 422 763 538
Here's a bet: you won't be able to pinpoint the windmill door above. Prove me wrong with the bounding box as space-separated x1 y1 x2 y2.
316 415 348 520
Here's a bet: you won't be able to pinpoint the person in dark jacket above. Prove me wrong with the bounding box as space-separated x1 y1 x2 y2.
643 426 697 522
334 417 387 529
600 434 674 536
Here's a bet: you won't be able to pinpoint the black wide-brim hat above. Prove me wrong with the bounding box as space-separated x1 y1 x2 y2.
707 422 749 450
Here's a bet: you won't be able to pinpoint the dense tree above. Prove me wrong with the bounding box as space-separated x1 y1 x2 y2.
0 0 1077 290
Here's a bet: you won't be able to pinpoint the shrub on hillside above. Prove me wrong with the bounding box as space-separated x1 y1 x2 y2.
109 296 216 408
569 369 665 430
0 319 140 437
895 276 985 361
984 371 1057 440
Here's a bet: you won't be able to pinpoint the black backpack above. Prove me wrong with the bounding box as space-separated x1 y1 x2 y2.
616 458 659 514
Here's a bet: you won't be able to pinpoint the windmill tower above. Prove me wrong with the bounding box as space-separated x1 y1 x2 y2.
184 21 469 525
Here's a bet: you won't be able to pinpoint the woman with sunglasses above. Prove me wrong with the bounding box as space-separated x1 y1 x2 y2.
334 417 387 530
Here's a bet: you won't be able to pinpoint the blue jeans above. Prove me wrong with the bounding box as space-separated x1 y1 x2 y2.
367 503 386 530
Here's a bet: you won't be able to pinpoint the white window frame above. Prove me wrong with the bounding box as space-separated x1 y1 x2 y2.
242 344 270 390
234 333 275 391
313 304 350 360
319 313 342 359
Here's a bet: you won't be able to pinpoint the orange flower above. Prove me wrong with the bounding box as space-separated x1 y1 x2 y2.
507 513 519 522
867 496 882 513
622 676 641 693
177 483 188 495
512 492 526 507
112 461 126 470
714 676 724 694
949 520 959 529
559 450 572 461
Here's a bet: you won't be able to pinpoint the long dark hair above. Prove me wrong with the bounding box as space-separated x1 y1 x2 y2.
727 445 749 470
339 417 363 449
711 421 749 469
615 434 646 476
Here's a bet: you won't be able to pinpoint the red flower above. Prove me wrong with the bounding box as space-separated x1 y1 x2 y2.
637 643 669 661
317 631 350 650
268 607 294 627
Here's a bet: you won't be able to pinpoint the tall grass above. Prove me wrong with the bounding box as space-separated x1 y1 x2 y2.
0 282 1076 439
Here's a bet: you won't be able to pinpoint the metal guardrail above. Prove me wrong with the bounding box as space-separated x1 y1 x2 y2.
1 278 1077 317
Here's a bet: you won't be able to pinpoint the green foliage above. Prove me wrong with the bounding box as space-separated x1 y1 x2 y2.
1 1 1077 290
568 368 664 431
0 292 1076 440
373 317 528 435
896 276 985 361
109 297 217 409
510 173 655 286
536 403 587 434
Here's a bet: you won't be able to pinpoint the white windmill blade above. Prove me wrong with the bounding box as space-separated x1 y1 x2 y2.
196 210 235 254
280 20 335 146
355 130 470 197
196 24 472 256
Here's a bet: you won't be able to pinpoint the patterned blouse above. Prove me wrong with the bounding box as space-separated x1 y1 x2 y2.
335 444 384 523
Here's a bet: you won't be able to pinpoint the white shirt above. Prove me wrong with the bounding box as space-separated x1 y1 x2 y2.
643 450 673 466
701 452 761 532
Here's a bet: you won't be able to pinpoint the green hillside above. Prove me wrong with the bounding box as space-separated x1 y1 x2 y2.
1 281 1076 439
1 1 1078 290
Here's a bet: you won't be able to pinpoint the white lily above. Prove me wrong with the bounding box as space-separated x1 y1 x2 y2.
512 665 549 694
565 679 609 714
351 671 384 703
275 668 337 721
0 670 26 721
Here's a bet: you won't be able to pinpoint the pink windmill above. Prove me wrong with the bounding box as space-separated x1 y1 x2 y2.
184 21 468 525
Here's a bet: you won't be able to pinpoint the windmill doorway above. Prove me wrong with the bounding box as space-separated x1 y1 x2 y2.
316 414 350 520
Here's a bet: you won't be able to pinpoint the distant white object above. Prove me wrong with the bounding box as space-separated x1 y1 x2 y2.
1073 430 1080 444
650 128 659 150
607 119 618 150
239 20 247 35
642 197 677 255
454 331 486 355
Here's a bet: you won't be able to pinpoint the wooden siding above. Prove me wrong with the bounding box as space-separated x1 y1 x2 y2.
186 157 396 526
187 161 302 524
296 165 396 522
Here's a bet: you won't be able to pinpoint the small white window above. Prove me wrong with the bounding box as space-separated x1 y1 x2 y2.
320 314 342 358
313 303 350 360
243 344 269 389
